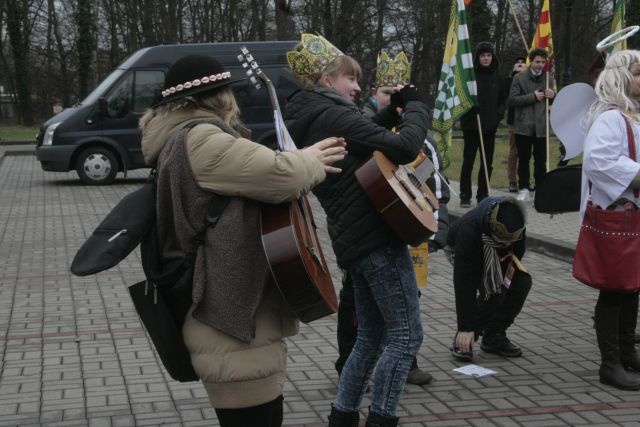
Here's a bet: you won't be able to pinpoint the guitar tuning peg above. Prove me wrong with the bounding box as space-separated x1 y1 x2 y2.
256 83 262 90
241 62 249 69
240 47 249 54
247 54 254 62
245 70 254 77
250 76 258 85
237 54 244 62
250 61 259 70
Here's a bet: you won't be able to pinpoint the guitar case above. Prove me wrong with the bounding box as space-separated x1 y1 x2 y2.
534 165 582 214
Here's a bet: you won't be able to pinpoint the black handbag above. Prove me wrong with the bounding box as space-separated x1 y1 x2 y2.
129 194 229 383
534 165 582 214
128 279 199 381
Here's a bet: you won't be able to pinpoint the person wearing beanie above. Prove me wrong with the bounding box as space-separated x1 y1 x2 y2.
506 56 527 193
140 54 347 426
447 196 533 360
458 42 508 207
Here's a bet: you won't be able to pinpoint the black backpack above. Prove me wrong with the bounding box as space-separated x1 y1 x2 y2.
71 170 228 382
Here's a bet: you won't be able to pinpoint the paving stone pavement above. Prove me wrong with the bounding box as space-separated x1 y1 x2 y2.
1 152 639 427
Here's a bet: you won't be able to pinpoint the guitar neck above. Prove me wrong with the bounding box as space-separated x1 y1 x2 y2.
239 46 297 152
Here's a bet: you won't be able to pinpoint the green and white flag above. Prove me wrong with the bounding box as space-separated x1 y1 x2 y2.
608 0 626 54
432 0 478 169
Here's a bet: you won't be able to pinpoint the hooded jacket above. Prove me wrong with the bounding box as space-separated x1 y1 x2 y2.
460 42 507 133
284 86 429 268
447 197 526 332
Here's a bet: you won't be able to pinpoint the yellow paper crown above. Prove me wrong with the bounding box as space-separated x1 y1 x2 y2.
287 34 344 80
376 51 411 87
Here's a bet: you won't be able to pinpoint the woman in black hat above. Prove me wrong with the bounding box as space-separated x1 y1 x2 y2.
139 54 346 426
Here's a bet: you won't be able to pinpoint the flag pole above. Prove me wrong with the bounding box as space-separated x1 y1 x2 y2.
476 114 491 195
506 0 529 54
545 72 550 172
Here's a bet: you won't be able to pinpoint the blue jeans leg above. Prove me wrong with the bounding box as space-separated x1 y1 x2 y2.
334 245 423 416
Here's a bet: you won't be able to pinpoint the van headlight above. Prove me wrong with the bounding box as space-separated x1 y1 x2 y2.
42 122 61 146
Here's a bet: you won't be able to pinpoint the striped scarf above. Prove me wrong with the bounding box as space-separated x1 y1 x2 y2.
481 233 509 299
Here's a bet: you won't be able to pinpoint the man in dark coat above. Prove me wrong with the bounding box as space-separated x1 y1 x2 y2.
459 42 508 207
509 48 556 201
448 197 532 360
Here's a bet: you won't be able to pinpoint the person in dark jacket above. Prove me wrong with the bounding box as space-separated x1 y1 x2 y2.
458 42 508 207
448 197 532 360
506 56 527 193
334 51 449 388
285 34 429 427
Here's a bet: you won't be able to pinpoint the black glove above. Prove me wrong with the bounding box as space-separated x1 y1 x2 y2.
398 85 421 105
390 91 403 111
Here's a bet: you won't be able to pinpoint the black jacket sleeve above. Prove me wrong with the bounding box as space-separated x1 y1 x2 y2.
323 100 429 165
371 105 401 130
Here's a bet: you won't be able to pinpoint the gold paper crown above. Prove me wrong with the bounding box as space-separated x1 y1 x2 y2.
287 34 344 80
376 51 411 87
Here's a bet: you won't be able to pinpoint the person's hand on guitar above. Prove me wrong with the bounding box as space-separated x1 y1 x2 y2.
304 137 348 174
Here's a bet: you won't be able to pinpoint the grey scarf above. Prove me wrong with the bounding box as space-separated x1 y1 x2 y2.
481 233 510 299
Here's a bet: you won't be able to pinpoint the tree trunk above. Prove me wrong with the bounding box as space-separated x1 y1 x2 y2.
275 0 295 40
5 0 33 125
76 0 97 99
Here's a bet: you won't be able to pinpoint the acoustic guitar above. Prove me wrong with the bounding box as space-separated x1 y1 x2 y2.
237 47 338 323
356 150 439 247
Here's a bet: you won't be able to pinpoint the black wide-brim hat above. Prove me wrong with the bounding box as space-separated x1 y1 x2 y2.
153 54 245 107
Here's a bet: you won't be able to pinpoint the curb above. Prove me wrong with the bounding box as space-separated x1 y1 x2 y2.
448 210 575 264
0 140 36 146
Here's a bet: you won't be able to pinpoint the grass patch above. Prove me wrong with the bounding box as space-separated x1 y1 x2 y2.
0 125 39 142
443 131 580 191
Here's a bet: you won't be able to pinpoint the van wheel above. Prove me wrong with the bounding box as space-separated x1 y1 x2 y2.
76 146 119 185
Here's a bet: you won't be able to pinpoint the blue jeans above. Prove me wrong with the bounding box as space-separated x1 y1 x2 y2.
334 245 423 416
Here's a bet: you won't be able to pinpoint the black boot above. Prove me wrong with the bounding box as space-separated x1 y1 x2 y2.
328 404 359 427
480 330 522 357
365 411 399 427
619 294 640 372
406 357 433 386
595 305 640 390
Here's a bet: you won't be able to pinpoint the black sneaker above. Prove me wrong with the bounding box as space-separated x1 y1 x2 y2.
480 333 522 357
460 198 472 208
508 183 518 193
406 367 433 385
451 345 473 361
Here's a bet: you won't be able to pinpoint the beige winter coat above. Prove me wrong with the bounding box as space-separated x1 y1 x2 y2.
140 107 326 408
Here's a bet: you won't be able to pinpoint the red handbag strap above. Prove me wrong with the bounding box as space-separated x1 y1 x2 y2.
621 114 640 198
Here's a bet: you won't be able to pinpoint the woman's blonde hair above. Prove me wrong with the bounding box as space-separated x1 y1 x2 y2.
140 86 242 130
292 42 362 88
587 50 640 128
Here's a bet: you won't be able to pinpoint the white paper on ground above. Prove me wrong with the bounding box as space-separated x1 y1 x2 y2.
452 364 498 377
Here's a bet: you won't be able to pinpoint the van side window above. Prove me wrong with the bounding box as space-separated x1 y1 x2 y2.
134 71 165 112
106 72 133 118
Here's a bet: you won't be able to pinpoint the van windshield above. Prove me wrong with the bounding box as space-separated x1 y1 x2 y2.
80 69 126 106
